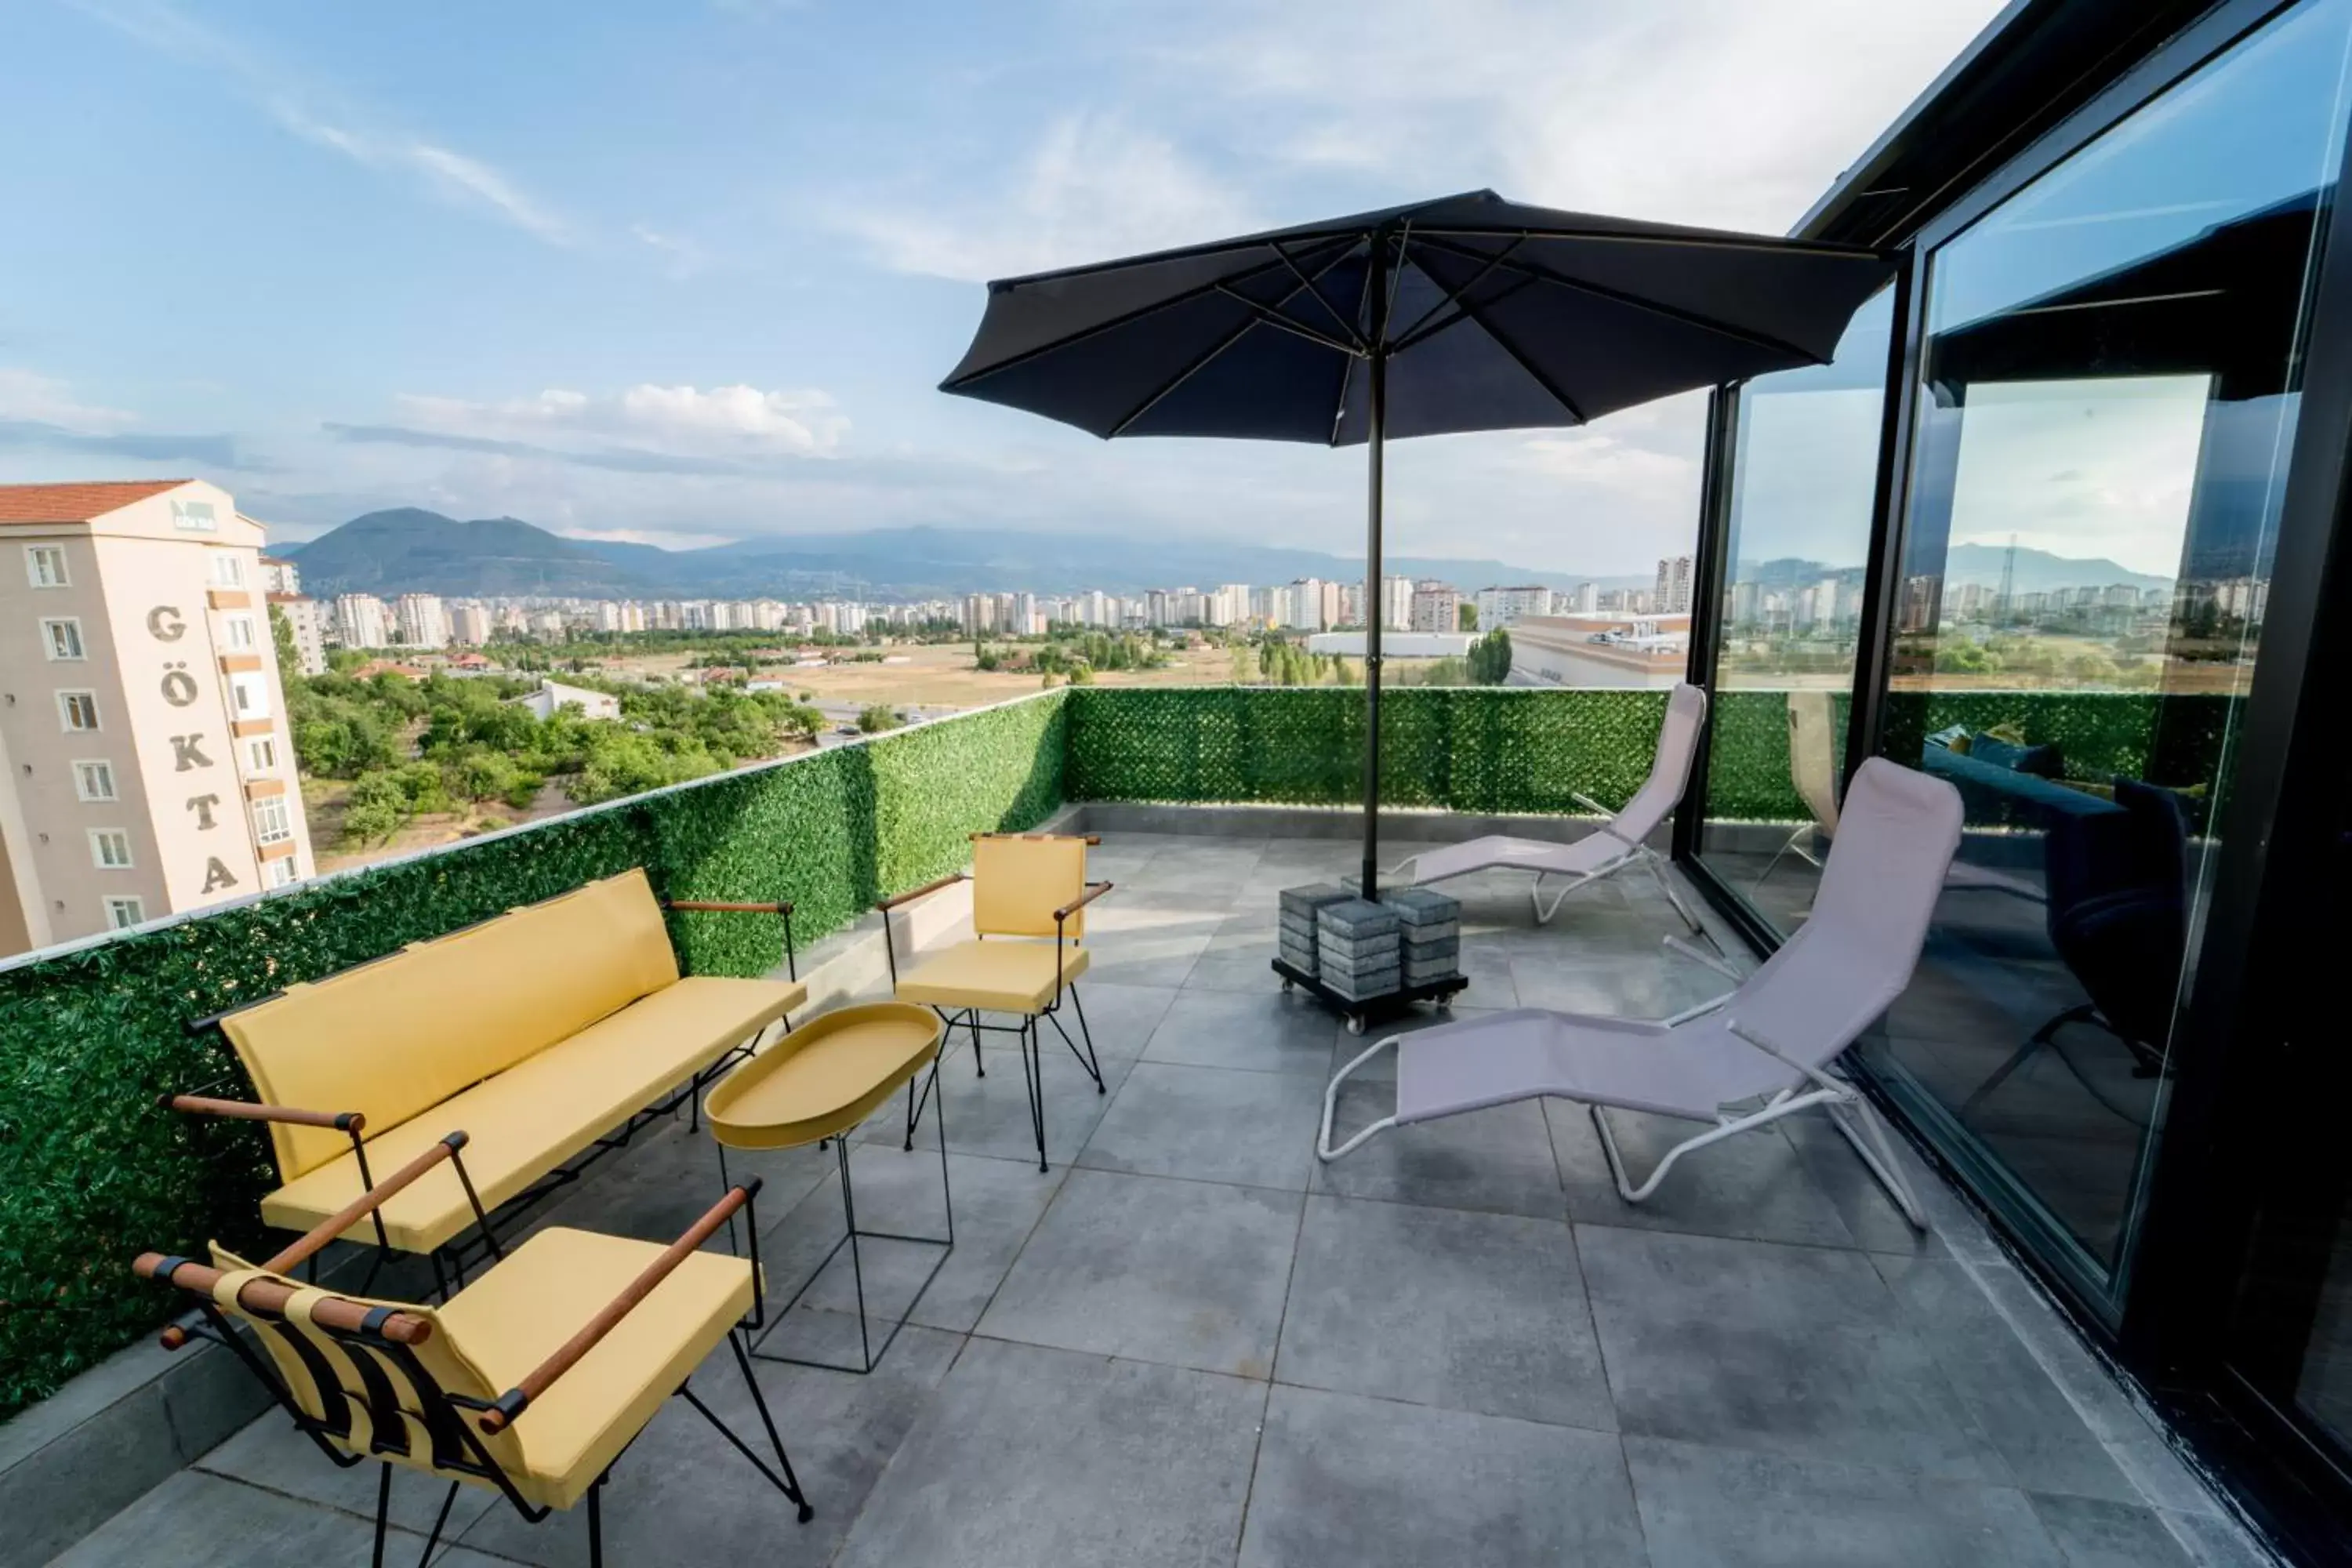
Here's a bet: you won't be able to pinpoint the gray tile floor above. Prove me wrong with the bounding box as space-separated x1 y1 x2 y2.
61 831 2268 1568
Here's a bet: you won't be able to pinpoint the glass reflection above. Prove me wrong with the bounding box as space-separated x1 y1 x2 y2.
1864 0 2352 1278
1697 290 1890 932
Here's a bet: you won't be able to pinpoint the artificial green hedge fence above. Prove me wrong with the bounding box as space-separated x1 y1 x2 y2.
1065 685 2234 827
0 691 1065 1421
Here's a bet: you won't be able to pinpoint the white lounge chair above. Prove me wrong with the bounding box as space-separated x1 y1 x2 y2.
1759 688 2038 903
1389 681 1708 928
1320 757 1962 1229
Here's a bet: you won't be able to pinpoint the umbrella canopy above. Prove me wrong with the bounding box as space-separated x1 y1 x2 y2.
941 189 1893 902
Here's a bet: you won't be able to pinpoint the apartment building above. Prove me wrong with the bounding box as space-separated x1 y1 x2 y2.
1653 554 1695 615
1408 580 1461 633
334 593 390 649
1474 584 1553 626
270 593 328 676
394 593 448 649
0 480 315 956
448 603 493 645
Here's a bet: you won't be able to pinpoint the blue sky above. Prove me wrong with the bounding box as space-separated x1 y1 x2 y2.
0 0 1999 575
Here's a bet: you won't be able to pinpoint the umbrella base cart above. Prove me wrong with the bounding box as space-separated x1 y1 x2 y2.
1273 889 1466 1035
1271 955 1468 1036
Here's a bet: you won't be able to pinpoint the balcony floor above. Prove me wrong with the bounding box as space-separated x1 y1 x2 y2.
61 832 2261 1568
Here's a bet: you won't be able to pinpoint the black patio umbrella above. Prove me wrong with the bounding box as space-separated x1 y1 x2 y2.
941 189 1893 899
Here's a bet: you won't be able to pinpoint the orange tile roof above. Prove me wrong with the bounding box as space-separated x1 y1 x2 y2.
0 479 191 524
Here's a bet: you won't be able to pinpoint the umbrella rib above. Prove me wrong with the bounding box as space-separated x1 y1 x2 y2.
940 248 1315 390
1443 285 1588 424
1412 234 1836 363
1409 223 1880 261
1106 241 1366 437
1388 271 1541 357
1387 234 1530 351
1212 283 1365 355
1270 240 1370 352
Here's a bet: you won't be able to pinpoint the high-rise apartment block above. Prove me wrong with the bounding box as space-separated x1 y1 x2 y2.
449 603 493 645
1381 575 1414 630
1475 585 1553 627
1654 555 1695 615
335 593 389 649
0 480 316 956
394 593 448 649
1409 581 1462 633
271 593 328 676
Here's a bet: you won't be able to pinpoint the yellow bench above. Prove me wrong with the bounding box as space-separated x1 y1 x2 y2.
169 869 807 1273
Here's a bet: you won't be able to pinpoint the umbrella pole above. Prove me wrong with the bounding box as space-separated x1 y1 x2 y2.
1361 340 1386 904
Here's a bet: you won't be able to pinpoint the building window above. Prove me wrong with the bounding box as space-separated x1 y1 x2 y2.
229 671 271 719
251 795 292 845
57 691 100 731
208 553 244 588
41 618 85 661
89 829 133 869
224 614 256 651
244 735 277 772
103 895 145 928
265 856 299 890
72 760 116 802
24 545 67 587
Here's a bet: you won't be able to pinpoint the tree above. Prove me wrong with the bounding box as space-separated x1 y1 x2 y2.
270 603 302 677
858 704 906 734
1468 627 1513 684
1457 601 1479 632
1229 641 1258 683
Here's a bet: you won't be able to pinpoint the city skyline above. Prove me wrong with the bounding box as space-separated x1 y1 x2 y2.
0 2 2003 574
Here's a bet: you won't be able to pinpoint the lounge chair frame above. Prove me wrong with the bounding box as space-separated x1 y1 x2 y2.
1318 936 1928 1229
144 1181 811 1568
165 899 798 1308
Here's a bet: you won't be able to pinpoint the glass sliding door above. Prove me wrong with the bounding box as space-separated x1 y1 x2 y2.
1693 290 1891 935
1859 0 2352 1290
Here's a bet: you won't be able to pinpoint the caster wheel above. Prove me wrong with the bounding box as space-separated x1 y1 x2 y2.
1281 978 1293 993
797 1503 815 1523
1347 1016 1365 1036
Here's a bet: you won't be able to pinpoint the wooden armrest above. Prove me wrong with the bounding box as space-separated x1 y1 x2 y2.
157 1133 470 1350
877 872 967 913
136 1254 434 1345
479 1182 759 1435
665 900 795 915
1054 880 1115 921
265 1133 470 1277
162 1094 365 1134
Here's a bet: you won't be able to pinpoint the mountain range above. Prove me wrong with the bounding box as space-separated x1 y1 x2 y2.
1737 544 2172 596
281 509 1652 600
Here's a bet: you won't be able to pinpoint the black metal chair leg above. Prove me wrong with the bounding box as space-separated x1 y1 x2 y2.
415 1479 459 1567
588 1477 604 1568
1024 1015 1047 1172
729 1333 816 1521
969 1010 985 1076
371 1463 393 1568
1070 983 1106 1093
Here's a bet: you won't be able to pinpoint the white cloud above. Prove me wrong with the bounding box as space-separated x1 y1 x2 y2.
1148 0 2004 234
835 112 1261 281
631 223 710 279
74 0 572 245
559 525 739 549
394 382 849 455
0 368 136 431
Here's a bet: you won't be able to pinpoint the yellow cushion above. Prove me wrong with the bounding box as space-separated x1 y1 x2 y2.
223 870 683 1180
210 1228 753 1512
439 1227 755 1510
971 835 1090 939
260 976 804 1252
895 938 1088 1014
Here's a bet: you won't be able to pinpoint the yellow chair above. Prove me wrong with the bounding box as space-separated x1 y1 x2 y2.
137 1135 811 1568
881 833 1112 1171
